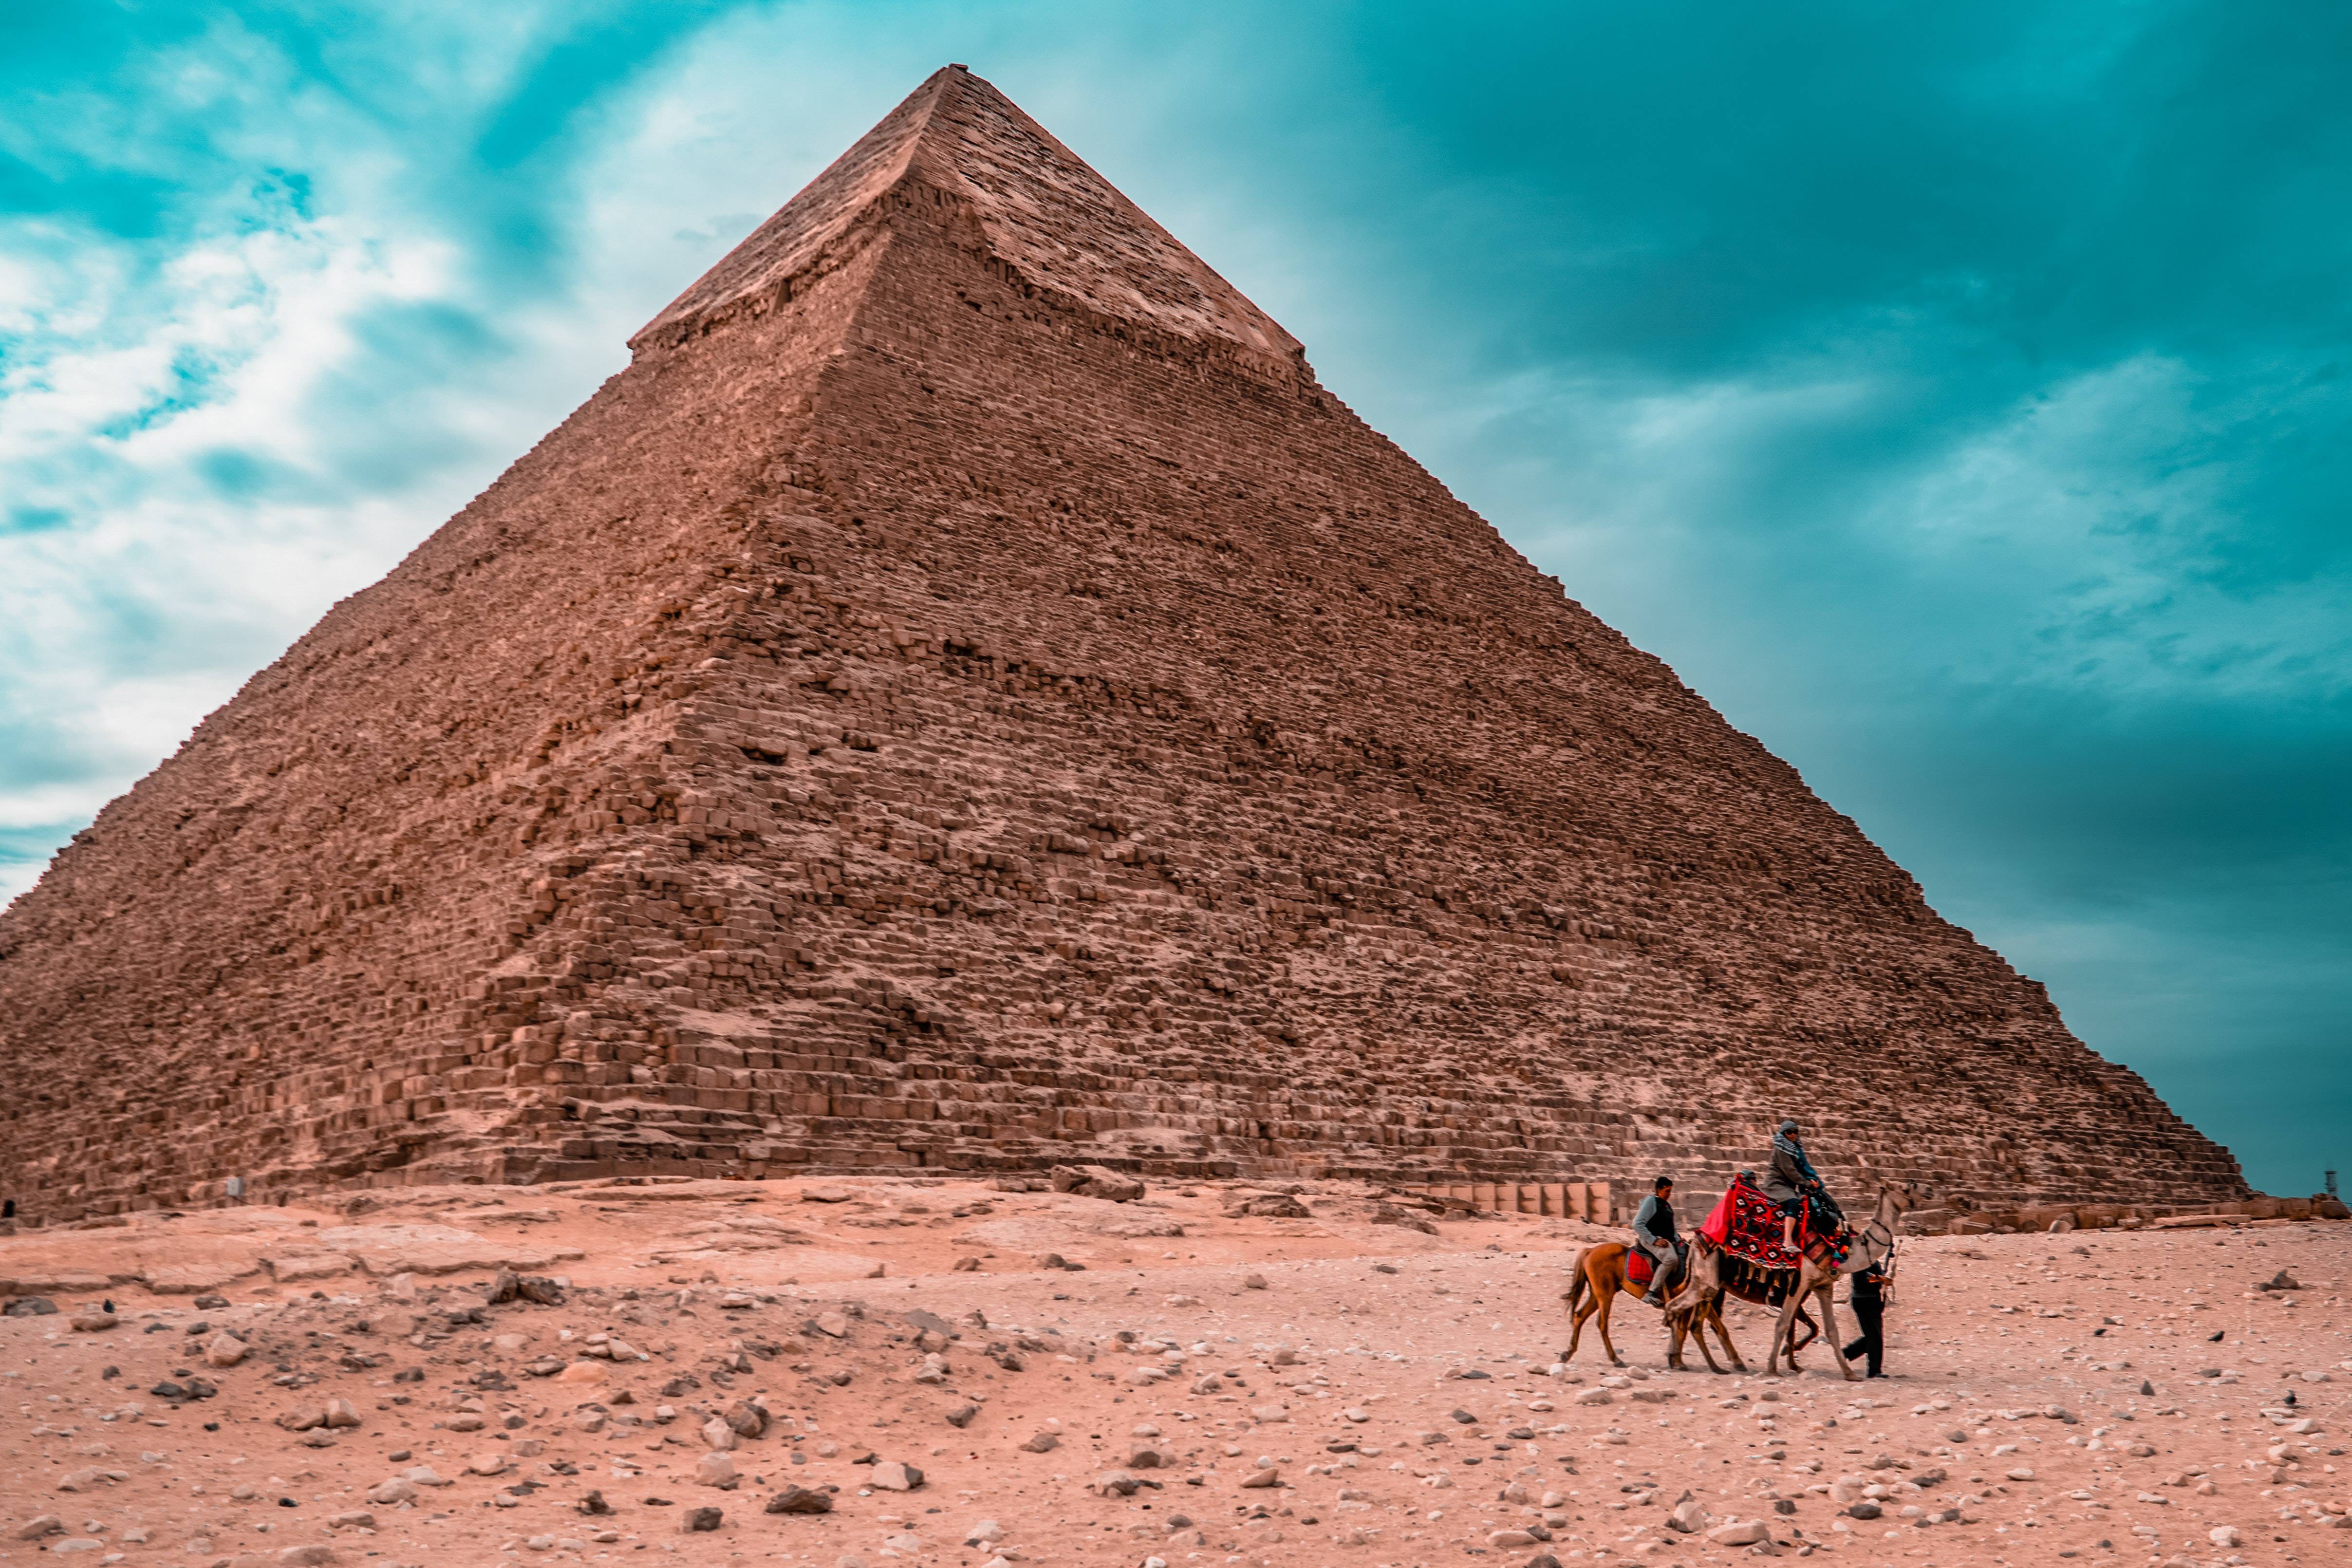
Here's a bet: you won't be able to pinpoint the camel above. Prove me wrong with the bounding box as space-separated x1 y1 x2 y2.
1673 1181 1924 1380
1560 1241 1790 1372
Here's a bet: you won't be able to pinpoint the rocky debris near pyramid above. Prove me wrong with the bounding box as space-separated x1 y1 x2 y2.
0 67 2245 1225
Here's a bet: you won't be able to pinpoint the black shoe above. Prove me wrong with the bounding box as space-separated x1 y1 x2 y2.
1643 1288 1665 1306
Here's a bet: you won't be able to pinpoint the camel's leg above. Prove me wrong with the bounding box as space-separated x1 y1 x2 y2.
1816 1285 1857 1381
1766 1289 1805 1377
1686 1300 1726 1374
1709 1306 1746 1373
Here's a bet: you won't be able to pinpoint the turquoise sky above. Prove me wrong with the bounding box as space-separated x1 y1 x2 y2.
2 2 2344 1196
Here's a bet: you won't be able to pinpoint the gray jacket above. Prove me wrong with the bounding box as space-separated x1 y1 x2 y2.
1634 1192 1677 1244
1763 1137 1818 1206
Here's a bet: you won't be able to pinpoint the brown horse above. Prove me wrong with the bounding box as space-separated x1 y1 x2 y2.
1561 1242 1755 1372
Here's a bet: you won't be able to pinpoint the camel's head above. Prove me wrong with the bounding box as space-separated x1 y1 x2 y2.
1889 1180 1929 1214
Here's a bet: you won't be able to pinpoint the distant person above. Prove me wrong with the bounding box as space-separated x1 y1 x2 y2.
224 1175 244 1205
1633 1175 1683 1305
1843 1259 1889 1377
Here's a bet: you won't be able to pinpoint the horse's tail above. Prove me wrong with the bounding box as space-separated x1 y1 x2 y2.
1565 1248 1590 1315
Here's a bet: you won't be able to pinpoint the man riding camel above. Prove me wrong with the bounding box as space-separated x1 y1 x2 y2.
1765 1119 1843 1252
1633 1174 1684 1305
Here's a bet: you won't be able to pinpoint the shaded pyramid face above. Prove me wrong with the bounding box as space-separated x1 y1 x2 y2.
0 67 2242 1221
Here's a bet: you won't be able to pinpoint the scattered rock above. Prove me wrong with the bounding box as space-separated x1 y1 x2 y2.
682 1506 722 1532
1240 1468 1283 1490
1019 1432 1061 1453
1051 1164 1144 1202
765 1486 834 1515
870 1460 922 1491
1225 1192 1312 1219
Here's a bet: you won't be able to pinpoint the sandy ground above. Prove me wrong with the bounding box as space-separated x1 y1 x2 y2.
0 1177 2344 1568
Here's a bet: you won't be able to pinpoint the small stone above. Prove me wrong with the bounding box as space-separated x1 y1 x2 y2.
56 1467 124 1493
1019 1432 1060 1454
1706 1520 1771 1546
14 1516 64 1540
2209 1526 2242 1547
682 1505 722 1532
764 1485 834 1515
556 1361 607 1384
68 1311 119 1333
944 1403 979 1428
204 1331 248 1367
963 1519 1004 1545
2006 1468 2035 1481
324 1397 362 1429
695 1452 738 1489
870 1460 922 1491
1242 1273 1268 1290
468 1454 510 1477
276 1546 337 1566
1239 1468 1282 1490
367 1478 417 1506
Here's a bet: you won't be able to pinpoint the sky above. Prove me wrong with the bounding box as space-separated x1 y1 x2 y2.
2 0 2344 1196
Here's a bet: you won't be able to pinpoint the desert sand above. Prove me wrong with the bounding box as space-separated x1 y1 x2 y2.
2 1176 2344 1568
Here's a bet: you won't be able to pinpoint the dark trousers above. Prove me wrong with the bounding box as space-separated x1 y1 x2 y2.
1842 1299 1884 1375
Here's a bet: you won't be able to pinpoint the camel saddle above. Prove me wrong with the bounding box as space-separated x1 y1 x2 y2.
1699 1173 1853 1273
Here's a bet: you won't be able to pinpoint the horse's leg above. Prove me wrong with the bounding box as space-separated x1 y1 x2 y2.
1565 1284 1592 1363
1596 1283 1624 1367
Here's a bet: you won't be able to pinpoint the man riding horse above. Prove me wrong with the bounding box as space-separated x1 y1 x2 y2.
1634 1174 1685 1305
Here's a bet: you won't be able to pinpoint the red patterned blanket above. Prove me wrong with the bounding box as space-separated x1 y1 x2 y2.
1698 1173 1840 1271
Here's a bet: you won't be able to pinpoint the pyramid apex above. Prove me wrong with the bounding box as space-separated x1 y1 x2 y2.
632 68 1303 369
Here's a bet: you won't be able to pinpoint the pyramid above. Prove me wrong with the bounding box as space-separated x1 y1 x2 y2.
0 67 2243 1222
